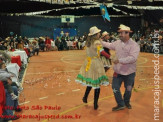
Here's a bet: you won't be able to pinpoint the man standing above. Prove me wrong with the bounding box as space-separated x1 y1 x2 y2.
101 24 140 111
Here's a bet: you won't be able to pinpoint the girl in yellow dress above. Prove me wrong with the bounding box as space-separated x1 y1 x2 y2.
76 26 110 110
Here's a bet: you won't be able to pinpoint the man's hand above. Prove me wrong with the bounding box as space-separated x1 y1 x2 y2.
112 56 119 64
113 59 119 64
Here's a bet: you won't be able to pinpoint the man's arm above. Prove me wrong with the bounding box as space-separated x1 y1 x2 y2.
101 41 116 50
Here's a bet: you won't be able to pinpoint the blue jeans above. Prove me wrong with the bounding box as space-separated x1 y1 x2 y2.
112 72 136 106
3 86 18 118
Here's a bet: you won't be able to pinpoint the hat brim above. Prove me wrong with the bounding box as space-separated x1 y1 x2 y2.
118 29 133 33
88 29 101 36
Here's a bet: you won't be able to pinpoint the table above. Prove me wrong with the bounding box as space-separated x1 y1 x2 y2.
11 55 22 67
6 63 20 82
13 50 28 64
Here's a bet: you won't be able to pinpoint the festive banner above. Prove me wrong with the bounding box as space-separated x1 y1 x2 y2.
100 5 110 22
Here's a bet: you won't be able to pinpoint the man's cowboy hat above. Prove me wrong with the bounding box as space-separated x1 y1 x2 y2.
88 26 101 36
118 24 133 33
101 31 109 38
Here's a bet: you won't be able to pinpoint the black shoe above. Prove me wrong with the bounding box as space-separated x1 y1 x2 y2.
15 108 22 112
104 67 110 72
82 86 92 103
112 105 125 111
94 88 100 110
94 103 98 110
125 103 132 109
82 97 87 103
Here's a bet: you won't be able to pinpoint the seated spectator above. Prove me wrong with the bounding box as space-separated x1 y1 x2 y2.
16 37 24 50
0 55 22 121
139 37 145 52
45 36 51 51
39 37 45 52
0 58 18 100
0 42 7 50
146 37 153 53
32 41 39 55
0 65 21 121
0 51 11 63
72 41 77 49
50 40 55 51
3 86 21 121
159 35 163 54
55 37 61 51
61 36 68 50
9 36 16 51
28 41 34 56
9 41 16 51
82 40 86 49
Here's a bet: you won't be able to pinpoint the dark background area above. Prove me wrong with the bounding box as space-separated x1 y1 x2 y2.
0 15 142 38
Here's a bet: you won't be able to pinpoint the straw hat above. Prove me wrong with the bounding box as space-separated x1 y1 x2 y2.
5 37 10 41
118 24 133 33
39 37 44 40
88 26 101 36
101 31 109 38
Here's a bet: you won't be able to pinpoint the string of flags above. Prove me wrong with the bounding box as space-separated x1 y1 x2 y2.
29 0 95 4
114 4 163 10
1 2 161 17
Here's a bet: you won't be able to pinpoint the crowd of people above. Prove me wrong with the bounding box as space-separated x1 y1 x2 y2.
137 33 163 53
0 35 86 55
0 27 162 55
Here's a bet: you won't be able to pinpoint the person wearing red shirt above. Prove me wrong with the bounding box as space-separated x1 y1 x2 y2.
45 36 51 51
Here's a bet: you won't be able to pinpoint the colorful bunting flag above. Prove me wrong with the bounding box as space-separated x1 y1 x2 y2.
100 5 111 22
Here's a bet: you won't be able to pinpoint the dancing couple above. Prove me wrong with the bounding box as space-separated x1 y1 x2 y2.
76 24 140 111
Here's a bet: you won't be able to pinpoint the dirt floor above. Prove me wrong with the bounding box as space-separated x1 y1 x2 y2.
14 50 163 122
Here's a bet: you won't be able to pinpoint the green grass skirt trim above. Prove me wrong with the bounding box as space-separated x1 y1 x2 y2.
76 74 109 88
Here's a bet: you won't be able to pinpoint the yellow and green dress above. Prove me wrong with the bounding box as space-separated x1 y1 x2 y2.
76 40 109 89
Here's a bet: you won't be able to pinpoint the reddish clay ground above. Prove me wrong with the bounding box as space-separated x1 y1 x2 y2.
14 50 163 122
